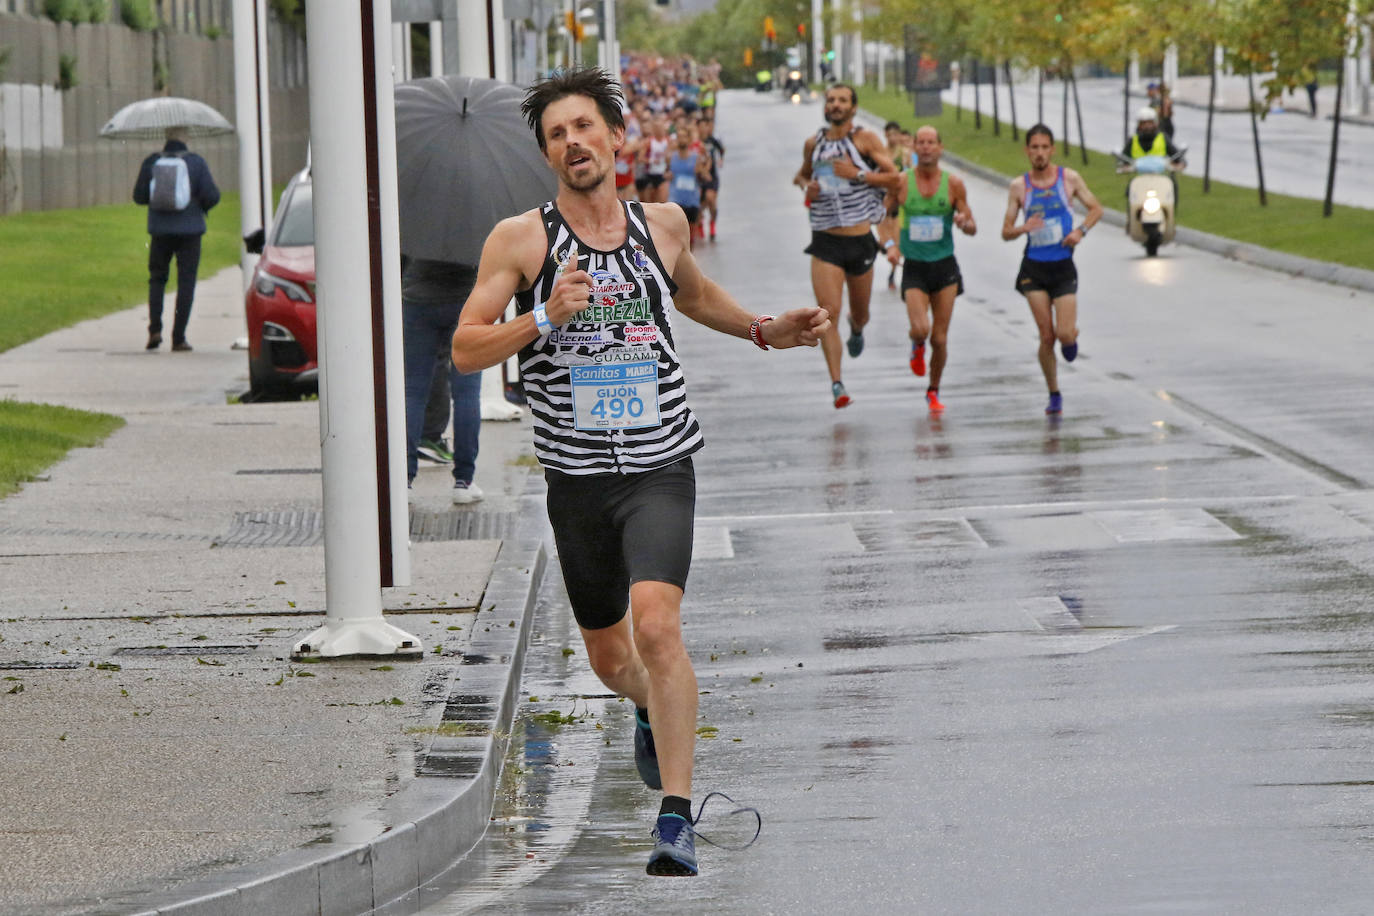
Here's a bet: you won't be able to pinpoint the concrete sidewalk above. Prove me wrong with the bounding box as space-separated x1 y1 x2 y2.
0 267 548 915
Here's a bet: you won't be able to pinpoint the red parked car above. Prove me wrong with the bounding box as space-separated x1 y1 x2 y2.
244 166 317 399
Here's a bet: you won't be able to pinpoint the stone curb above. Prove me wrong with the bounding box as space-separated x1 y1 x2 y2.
85 478 551 916
857 108 1374 295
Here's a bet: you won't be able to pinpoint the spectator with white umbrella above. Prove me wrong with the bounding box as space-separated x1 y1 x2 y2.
103 97 231 351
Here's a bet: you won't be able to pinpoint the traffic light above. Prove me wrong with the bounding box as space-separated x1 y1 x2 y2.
565 9 585 40
797 22 806 38
763 16 776 41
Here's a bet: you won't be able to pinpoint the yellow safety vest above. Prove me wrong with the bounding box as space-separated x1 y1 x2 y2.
1130 132 1168 159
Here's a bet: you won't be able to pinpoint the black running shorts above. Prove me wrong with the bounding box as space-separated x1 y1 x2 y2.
805 230 879 277
678 205 701 225
1015 256 1078 299
544 458 696 631
900 255 964 296
635 173 666 191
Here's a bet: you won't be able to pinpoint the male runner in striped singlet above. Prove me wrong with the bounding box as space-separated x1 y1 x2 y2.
453 67 828 878
793 84 900 409
1001 124 1103 415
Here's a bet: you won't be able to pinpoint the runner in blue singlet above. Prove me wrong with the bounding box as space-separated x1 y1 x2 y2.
1001 124 1103 416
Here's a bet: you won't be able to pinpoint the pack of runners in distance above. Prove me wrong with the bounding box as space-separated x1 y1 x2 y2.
615 55 726 250
797 84 1104 415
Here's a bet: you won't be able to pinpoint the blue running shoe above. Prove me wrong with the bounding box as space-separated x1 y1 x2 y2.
633 709 661 790
1061 341 1078 362
846 324 864 357
647 814 698 876
1045 392 1063 415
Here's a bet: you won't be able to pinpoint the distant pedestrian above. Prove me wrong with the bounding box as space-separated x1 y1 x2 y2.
132 127 220 351
1306 79 1319 118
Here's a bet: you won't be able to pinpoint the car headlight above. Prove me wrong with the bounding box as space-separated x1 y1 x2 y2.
1142 195 1162 215
254 269 313 302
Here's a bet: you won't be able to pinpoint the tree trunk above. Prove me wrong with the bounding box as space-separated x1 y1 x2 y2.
1123 58 1131 146
956 57 964 121
1070 71 1089 164
1204 47 1217 193
1005 61 1019 141
1324 64 1344 217
973 58 982 129
991 59 1001 136
1247 71 1267 206
1061 66 1071 157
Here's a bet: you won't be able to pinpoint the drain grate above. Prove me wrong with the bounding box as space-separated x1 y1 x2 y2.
115 644 259 657
236 469 324 477
0 661 82 671
214 509 515 548
418 754 483 778
410 509 516 542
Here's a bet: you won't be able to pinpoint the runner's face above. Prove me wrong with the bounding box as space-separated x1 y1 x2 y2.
1026 135 1054 170
914 128 941 166
824 89 854 124
542 95 622 192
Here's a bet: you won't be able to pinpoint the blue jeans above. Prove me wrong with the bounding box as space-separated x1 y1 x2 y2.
401 297 481 483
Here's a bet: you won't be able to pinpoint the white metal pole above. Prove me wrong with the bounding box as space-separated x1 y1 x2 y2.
491 0 510 81
811 0 823 84
294 0 419 660
604 0 618 79
429 21 444 76
231 0 272 292
458 0 492 77
850 3 862 85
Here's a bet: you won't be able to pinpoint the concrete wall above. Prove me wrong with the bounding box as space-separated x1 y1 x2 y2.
0 6 309 214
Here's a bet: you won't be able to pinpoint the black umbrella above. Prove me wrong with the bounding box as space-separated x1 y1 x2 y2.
395 74 559 265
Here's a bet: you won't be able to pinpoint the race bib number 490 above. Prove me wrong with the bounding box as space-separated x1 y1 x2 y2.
570 359 661 431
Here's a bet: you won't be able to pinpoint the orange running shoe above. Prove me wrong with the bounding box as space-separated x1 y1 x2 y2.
925 389 945 412
832 381 852 409
910 342 926 376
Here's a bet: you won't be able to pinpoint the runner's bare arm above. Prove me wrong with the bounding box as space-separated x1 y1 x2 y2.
1001 177 1040 240
950 174 977 236
831 130 901 190
1065 168 1104 232
452 213 591 373
646 204 829 348
793 135 818 194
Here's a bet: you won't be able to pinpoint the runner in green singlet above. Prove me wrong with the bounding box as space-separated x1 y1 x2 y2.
878 126 976 412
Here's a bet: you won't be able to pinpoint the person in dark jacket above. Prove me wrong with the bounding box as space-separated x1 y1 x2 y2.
132 127 221 350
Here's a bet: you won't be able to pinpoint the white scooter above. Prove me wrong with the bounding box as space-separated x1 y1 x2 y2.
1114 147 1187 257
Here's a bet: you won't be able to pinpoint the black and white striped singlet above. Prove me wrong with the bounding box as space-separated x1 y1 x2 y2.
808 127 886 231
514 200 705 475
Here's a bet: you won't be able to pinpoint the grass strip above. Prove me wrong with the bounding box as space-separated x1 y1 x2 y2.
0 193 243 355
860 87 1374 272
0 399 125 497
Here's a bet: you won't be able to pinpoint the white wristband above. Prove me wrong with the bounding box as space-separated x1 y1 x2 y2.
882 239 895 251
533 306 553 335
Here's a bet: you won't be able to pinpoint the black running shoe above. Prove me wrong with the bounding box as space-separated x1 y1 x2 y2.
634 709 661 790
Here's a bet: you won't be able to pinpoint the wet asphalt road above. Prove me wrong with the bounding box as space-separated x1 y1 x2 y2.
414 91 1374 914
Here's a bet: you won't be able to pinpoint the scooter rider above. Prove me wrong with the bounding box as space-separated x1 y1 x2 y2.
1123 107 1184 208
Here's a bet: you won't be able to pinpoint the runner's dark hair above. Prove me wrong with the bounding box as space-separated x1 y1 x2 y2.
829 83 858 106
522 67 626 151
1026 123 1054 145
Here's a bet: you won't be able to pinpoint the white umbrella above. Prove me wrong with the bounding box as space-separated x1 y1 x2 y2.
99 97 235 140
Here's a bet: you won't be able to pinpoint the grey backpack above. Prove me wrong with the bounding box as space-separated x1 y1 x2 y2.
149 152 191 211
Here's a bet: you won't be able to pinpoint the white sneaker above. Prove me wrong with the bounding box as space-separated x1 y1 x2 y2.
452 481 484 505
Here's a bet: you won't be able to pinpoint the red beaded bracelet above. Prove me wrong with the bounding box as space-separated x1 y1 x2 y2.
749 315 775 350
